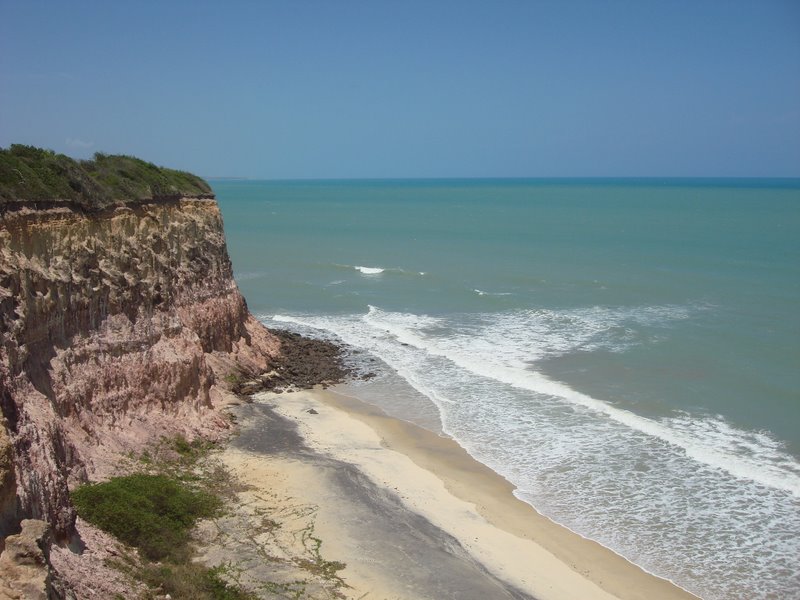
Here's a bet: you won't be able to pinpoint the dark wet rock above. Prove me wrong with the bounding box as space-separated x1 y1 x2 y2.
235 330 353 395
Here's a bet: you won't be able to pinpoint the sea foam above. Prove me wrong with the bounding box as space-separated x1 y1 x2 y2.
354 265 385 275
358 306 800 496
332 263 425 276
473 289 512 296
270 307 800 600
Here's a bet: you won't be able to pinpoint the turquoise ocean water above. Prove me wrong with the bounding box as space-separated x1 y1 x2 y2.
213 179 800 600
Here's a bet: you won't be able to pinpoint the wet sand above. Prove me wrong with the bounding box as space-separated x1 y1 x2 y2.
214 387 699 600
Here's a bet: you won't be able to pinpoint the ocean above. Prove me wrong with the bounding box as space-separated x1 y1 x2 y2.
212 178 800 600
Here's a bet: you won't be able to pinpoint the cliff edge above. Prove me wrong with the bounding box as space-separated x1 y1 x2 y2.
0 146 280 544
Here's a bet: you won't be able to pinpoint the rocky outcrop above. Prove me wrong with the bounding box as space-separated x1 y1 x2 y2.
0 519 54 600
0 196 280 541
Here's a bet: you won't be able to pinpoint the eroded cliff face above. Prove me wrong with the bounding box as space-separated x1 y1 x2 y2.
0 198 279 540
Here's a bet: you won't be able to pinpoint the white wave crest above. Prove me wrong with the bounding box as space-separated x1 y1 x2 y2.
332 263 427 277
361 306 800 497
354 265 385 275
269 308 800 599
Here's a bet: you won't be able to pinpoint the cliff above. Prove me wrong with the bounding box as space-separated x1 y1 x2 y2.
0 148 280 544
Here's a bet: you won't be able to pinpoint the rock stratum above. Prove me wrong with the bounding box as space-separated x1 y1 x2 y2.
0 149 281 554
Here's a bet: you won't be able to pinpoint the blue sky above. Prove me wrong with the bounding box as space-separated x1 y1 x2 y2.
1 1 798 178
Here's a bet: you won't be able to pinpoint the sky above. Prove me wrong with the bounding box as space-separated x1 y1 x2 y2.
1 1 799 178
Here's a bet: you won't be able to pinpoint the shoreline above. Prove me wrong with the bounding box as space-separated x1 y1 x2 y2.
320 385 700 600
215 385 699 600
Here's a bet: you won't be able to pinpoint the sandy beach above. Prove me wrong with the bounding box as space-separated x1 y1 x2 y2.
201 386 700 600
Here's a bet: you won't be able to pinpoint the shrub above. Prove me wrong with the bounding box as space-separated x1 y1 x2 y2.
0 144 212 210
71 473 220 562
138 563 258 600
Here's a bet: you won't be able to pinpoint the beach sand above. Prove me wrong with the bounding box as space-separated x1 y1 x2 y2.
205 386 699 600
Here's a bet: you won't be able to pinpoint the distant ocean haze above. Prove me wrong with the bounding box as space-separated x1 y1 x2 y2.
214 178 800 600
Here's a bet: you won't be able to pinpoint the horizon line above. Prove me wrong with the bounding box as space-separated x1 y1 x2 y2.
204 175 800 182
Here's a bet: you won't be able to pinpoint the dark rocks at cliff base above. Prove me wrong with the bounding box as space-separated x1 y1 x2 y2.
242 329 354 394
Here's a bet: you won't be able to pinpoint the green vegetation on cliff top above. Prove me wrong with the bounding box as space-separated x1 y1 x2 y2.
0 144 212 211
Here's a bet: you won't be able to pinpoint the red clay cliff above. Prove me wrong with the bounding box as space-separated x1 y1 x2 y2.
0 195 280 543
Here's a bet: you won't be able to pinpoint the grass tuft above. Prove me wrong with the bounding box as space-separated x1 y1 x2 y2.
71 436 257 599
137 563 258 600
71 473 220 562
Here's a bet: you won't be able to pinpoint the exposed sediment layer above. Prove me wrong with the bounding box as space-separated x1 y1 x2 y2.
0 197 279 540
